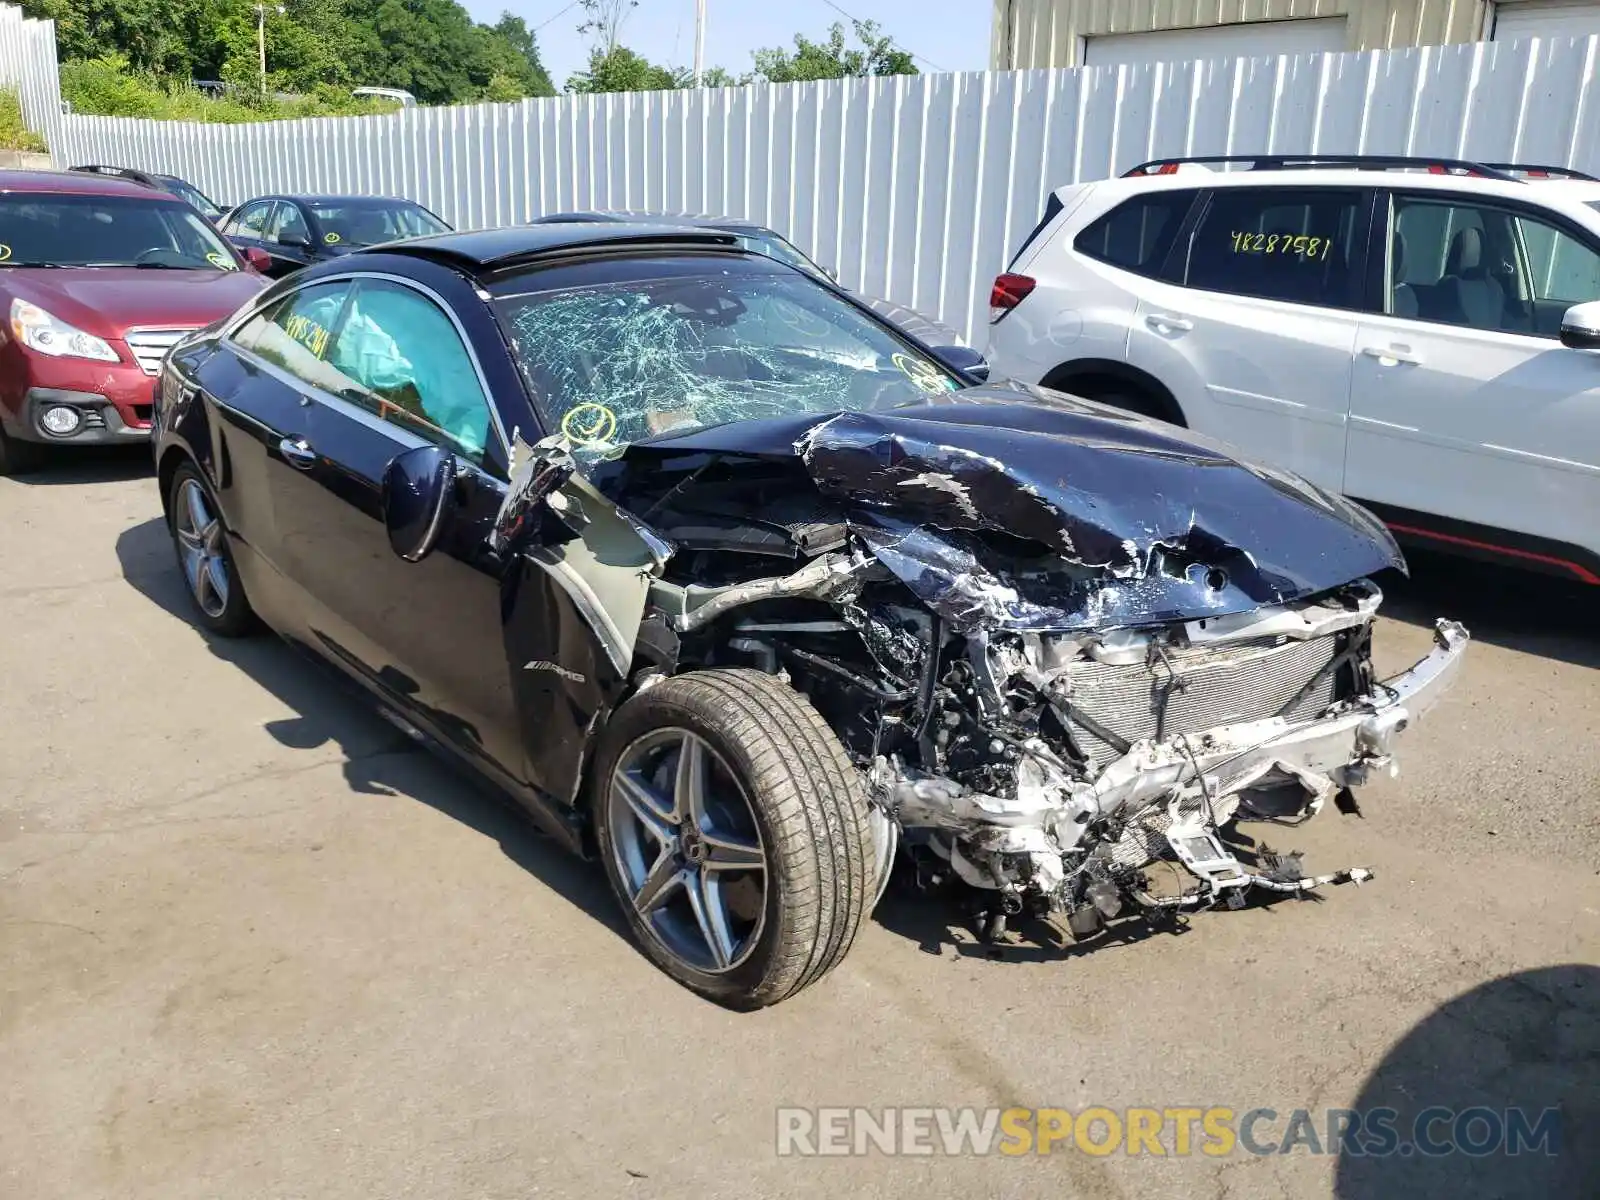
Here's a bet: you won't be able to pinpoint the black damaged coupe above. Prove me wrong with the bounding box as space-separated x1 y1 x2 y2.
153 224 1465 1009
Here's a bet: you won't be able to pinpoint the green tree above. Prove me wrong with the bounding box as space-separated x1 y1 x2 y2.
698 66 746 88
467 13 556 98
29 0 559 109
22 0 213 77
486 13 556 97
566 45 686 94
752 20 917 83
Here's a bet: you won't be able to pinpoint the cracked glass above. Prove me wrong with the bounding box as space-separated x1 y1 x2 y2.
495 265 961 452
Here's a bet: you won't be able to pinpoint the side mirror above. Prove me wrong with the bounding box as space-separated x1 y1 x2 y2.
279 230 314 250
929 344 990 382
383 443 458 563
1559 301 1600 350
243 246 272 273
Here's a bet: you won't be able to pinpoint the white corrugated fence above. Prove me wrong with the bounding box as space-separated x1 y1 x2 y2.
1 5 1599 342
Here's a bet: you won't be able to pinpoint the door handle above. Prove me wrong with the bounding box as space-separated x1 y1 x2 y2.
278 436 317 468
1362 344 1424 365
1146 313 1194 333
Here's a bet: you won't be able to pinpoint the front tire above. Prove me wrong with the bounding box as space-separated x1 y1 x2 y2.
592 669 874 1010
166 461 255 637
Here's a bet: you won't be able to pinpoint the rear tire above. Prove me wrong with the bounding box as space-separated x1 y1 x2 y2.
592 669 874 1010
166 461 256 637
0 428 44 476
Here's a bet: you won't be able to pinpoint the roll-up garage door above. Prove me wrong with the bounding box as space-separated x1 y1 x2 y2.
1493 1 1600 41
1082 18 1347 68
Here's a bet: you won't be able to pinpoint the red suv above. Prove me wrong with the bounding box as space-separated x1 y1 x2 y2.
0 170 270 474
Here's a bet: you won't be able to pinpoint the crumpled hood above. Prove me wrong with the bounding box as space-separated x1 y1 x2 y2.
612 383 1404 631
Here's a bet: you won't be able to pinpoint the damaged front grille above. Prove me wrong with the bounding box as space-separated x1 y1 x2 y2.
1060 635 1341 770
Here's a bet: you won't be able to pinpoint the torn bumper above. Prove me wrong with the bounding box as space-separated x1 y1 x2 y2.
881 619 1469 859
1089 619 1469 814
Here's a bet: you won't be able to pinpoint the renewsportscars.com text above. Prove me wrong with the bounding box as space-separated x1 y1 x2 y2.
775 1105 1562 1158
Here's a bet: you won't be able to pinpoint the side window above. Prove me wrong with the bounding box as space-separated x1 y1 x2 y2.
1179 187 1364 308
235 202 273 238
1514 212 1600 326
325 279 495 463
1073 191 1195 278
1387 196 1598 337
232 282 359 398
272 203 311 247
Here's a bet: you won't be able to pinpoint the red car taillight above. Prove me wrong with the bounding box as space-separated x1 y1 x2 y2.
989 272 1036 323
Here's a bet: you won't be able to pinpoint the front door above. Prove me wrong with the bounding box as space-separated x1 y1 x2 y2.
1124 185 1372 491
233 272 529 780
1345 190 1600 581
263 201 316 277
222 199 275 263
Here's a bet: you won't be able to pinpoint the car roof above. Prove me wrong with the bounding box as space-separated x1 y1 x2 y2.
242 194 422 205
0 168 174 199
1082 165 1600 207
537 209 766 232
373 222 743 270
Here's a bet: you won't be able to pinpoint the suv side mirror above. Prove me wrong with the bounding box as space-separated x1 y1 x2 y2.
243 246 272 273
929 344 990 382
383 444 458 562
1559 301 1600 350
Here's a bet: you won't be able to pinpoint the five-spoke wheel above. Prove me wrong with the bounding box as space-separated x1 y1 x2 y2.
609 729 768 973
165 461 254 637
174 476 231 619
593 669 874 1010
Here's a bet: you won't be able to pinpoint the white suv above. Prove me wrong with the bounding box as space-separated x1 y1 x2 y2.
985 155 1600 586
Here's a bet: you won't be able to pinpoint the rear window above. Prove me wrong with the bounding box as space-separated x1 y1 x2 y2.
1073 191 1196 278
1009 192 1065 267
1178 187 1365 309
308 200 449 248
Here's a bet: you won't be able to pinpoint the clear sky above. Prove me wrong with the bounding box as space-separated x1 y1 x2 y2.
461 0 994 90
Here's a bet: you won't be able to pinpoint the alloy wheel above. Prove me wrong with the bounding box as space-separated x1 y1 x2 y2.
607 728 768 974
174 478 230 619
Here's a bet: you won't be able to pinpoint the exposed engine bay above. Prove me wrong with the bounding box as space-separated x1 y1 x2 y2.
498 389 1469 945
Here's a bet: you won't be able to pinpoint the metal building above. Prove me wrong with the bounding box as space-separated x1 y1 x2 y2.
991 0 1600 70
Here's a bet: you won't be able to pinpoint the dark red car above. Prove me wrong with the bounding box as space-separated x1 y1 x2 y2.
0 170 270 474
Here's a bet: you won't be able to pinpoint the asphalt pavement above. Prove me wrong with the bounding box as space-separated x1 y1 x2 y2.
2 446 1596 1199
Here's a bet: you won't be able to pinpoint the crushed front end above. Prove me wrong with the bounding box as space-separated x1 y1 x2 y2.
578 395 1471 943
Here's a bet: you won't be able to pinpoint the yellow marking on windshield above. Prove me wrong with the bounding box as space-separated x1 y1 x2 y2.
323 232 342 245
560 402 618 446
892 352 952 394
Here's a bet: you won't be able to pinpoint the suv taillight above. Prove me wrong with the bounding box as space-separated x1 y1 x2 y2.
989 273 1035 323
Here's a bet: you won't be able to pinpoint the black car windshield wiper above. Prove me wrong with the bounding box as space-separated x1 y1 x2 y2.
0 260 63 268
81 261 214 270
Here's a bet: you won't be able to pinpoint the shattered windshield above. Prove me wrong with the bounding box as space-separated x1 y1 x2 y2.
494 258 962 450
